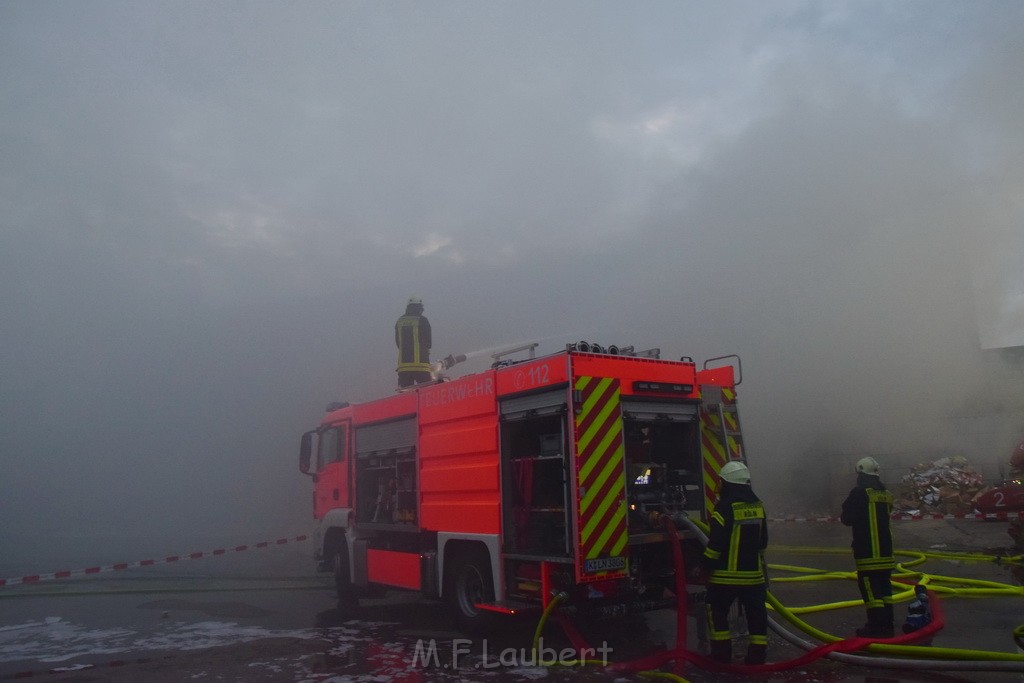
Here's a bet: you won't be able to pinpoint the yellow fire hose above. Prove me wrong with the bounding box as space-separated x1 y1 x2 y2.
530 519 1024 675
693 518 1024 670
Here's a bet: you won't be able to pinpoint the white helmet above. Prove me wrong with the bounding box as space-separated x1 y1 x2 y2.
856 457 880 475
719 461 751 485
408 296 423 306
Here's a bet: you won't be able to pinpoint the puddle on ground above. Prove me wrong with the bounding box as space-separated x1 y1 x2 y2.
139 598 274 619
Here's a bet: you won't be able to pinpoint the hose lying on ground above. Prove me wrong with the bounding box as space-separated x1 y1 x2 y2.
532 515 1024 676
680 516 1024 673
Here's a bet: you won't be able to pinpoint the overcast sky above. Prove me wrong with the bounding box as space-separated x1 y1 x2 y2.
2 2 1023 567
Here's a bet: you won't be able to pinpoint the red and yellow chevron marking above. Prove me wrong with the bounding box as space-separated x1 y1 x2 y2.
701 412 727 516
700 387 740 516
574 376 629 581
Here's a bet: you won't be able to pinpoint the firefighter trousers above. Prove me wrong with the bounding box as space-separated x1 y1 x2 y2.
856 568 894 633
705 583 768 665
398 370 432 387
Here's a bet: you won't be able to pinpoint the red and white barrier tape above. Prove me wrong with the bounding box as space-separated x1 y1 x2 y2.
5 516 1018 587
769 516 843 523
0 535 307 588
769 511 1024 523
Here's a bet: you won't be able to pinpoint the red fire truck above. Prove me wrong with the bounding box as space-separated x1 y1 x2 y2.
299 343 748 626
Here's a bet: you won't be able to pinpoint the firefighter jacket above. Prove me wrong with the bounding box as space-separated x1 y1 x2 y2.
395 312 431 373
840 474 895 571
702 484 768 586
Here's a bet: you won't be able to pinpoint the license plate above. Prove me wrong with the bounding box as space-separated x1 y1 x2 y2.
584 556 626 573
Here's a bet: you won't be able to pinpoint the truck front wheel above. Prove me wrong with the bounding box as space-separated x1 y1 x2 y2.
329 540 356 605
446 552 494 629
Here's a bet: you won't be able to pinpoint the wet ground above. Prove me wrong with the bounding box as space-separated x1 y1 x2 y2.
1 520 1021 681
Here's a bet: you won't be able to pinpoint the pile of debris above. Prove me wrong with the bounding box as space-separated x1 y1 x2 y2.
894 456 986 515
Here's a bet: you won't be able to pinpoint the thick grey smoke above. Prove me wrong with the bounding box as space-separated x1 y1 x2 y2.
1 2 1022 566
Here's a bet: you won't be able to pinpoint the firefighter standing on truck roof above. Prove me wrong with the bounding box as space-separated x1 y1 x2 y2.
395 297 432 388
702 461 769 665
841 456 896 638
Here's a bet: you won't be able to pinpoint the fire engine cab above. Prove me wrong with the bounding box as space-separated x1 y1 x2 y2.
299 343 747 626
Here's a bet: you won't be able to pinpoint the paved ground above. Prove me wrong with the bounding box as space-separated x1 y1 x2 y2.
0 519 1020 681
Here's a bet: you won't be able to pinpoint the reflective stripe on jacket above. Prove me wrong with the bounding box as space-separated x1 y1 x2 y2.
703 498 767 586
841 482 895 571
395 315 431 372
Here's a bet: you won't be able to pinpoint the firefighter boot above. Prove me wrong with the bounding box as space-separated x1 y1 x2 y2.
744 643 767 666
882 602 895 634
709 638 732 664
856 608 894 638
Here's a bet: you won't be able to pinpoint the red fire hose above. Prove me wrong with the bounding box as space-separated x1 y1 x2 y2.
553 514 944 677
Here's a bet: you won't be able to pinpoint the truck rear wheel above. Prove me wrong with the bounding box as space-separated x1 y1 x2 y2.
446 552 494 630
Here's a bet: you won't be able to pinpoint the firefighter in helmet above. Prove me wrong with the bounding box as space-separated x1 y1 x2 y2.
395 297 432 388
702 460 769 665
841 456 895 638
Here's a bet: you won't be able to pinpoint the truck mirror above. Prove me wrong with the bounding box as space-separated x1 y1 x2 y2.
299 431 314 475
